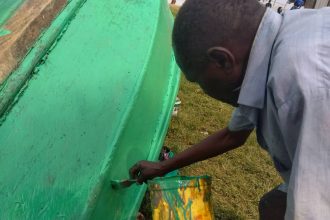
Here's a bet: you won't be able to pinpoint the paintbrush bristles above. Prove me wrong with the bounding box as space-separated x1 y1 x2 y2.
111 179 137 189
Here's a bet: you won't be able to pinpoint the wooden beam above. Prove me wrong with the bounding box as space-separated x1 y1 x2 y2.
0 0 67 84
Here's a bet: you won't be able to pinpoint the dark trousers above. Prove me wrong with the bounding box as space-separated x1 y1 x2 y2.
259 187 287 220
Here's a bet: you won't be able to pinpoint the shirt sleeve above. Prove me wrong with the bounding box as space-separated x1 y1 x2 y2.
228 105 259 131
278 89 330 220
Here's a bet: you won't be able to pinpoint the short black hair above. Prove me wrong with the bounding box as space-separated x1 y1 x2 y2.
172 0 263 81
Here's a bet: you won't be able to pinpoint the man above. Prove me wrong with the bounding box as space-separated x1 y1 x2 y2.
130 0 330 219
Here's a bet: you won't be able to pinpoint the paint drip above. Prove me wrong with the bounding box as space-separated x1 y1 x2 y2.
148 176 214 220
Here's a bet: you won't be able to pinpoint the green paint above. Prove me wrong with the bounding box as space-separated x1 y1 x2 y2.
149 176 211 191
149 176 212 220
0 0 24 27
162 187 185 219
0 0 85 117
0 0 179 219
0 28 11 36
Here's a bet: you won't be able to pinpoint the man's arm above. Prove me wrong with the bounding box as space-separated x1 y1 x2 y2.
129 127 252 183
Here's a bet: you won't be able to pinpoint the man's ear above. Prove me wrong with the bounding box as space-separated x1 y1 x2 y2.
207 47 236 70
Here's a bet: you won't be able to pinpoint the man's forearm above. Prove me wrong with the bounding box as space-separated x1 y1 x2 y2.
161 127 252 173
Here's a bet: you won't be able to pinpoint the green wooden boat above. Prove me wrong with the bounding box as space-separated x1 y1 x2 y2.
0 0 180 218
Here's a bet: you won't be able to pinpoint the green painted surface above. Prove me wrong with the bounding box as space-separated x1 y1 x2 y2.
0 0 85 117
0 0 179 218
0 28 10 37
0 0 24 27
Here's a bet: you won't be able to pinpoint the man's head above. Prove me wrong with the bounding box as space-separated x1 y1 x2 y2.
172 0 265 106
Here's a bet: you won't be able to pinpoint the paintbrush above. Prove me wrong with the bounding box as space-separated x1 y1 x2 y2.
111 179 137 189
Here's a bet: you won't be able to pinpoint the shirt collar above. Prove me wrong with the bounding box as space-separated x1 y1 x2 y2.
237 8 282 109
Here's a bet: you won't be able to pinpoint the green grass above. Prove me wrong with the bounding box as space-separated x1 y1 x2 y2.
164 75 282 219
169 4 180 17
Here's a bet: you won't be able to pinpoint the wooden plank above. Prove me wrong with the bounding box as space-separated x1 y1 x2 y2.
0 0 67 84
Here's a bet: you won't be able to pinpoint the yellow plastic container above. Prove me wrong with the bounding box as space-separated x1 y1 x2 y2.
148 176 214 220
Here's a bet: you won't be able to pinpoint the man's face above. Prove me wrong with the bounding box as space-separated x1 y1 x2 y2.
174 45 245 107
192 61 243 107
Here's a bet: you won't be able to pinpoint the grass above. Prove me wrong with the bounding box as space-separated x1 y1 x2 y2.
169 4 180 16
164 75 282 219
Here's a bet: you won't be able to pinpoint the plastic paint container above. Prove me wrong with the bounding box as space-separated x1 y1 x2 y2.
148 176 214 220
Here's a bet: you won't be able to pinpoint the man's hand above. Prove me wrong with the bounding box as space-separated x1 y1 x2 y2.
129 160 166 184
129 128 252 184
